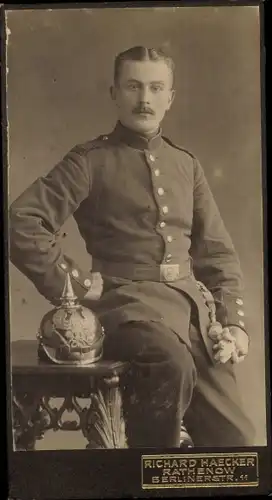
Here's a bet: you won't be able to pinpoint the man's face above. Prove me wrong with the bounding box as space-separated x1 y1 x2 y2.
111 60 175 135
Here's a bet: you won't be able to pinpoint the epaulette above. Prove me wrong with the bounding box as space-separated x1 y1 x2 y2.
162 135 196 160
72 134 110 155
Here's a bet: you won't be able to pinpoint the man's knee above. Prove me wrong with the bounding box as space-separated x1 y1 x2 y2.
103 320 194 377
117 320 189 362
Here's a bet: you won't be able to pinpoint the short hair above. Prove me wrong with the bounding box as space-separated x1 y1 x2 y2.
113 46 175 86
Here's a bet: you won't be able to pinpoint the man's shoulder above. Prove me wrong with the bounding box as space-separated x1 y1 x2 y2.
162 135 197 161
70 134 111 156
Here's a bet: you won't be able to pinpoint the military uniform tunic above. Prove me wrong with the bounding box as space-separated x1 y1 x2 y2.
9 121 247 363
10 121 255 447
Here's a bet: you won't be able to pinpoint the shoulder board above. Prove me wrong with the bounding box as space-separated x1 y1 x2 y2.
162 136 196 159
72 134 110 155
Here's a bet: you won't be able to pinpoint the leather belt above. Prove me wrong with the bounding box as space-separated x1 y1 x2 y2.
92 258 192 282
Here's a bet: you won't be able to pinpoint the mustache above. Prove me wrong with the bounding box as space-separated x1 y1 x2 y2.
133 106 155 115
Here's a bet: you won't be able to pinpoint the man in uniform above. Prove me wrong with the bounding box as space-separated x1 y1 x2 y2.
9 46 255 448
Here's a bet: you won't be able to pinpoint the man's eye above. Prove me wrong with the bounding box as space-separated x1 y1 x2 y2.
127 83 138 90
151 85 163 92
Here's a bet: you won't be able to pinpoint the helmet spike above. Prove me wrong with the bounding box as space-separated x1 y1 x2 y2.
60 272 77 306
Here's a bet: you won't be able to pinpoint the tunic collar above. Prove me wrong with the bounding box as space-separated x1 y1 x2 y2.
111 121 162 151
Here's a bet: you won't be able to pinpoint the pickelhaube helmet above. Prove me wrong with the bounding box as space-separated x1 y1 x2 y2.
37 273 104 365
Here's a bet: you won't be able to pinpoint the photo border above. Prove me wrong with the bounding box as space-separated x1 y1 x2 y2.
2 1 271 497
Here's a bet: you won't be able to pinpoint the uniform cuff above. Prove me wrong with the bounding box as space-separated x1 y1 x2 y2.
57 260 93 299
213 291 247 332
40 256 94 305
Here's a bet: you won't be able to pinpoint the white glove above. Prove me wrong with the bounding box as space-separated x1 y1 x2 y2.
208 323 248 364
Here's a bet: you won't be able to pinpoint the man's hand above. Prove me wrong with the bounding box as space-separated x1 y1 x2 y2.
228 326 249 364
209 324 249 364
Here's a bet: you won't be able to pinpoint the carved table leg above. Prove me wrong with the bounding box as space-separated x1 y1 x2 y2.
83 374 128 449
12 392 46 450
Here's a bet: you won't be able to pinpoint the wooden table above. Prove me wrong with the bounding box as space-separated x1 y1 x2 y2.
11 340 129 450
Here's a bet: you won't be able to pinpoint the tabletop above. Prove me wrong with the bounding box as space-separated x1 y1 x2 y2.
10 339 129 377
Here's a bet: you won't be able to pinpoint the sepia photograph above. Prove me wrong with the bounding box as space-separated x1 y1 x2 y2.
5 2 267 468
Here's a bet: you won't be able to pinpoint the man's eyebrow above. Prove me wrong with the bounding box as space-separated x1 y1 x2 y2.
126 79 141 83
126 79 165 85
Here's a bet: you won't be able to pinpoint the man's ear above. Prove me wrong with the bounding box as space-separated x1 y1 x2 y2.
167 89 175 110
110 85 116 100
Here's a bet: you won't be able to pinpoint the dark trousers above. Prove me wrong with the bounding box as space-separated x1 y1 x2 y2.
103 320 255 448
103 320 196 447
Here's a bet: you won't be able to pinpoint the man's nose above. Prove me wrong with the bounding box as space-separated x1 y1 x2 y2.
139 86 151 104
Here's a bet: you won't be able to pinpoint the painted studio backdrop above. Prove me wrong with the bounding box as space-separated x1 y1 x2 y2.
6 6 266 447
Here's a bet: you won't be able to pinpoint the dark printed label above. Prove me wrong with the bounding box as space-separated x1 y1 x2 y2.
141 453 259 489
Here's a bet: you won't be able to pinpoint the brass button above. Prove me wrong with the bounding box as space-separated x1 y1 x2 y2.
158 187 164 196
239 320 245 328
237 310 244 317
162 206 169 214
60 263 67 270
159 221 166 228
236 298 243 305
84 279 92 288
71 269 79 278
165 254 172 263
154 169 160 176
167 235 173 242
149 154 155 162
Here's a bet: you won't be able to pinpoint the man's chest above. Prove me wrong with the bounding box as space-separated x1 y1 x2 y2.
90 145 195 225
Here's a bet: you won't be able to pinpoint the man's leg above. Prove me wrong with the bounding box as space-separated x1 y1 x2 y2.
103 320 196 448
184 323 255 447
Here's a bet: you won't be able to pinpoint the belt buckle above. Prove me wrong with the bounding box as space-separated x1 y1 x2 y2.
160 264 180 282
